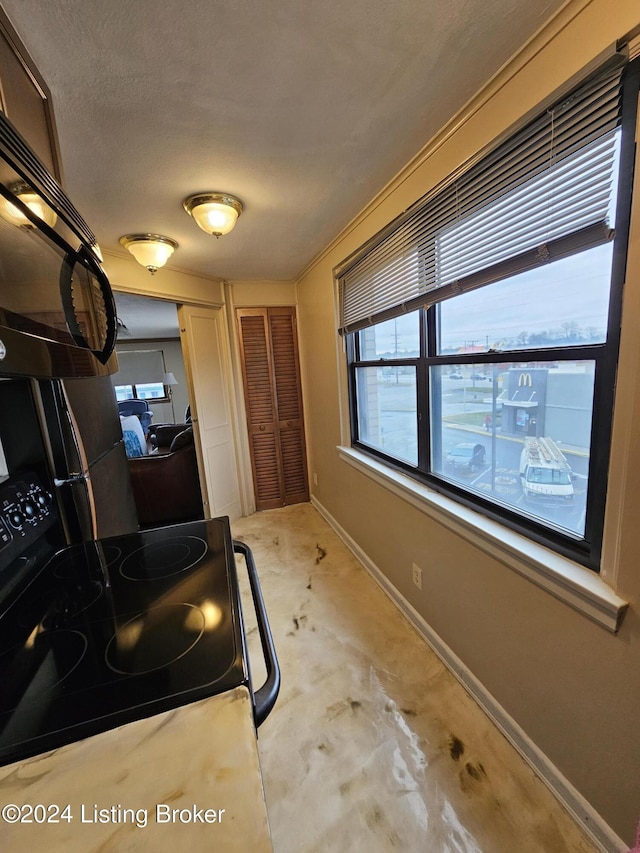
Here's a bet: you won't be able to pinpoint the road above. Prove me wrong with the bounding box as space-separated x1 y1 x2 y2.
369 375 588 536
441 425 587 537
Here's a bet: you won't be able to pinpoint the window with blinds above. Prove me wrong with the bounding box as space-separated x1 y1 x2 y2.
342 54 639 571
112 349 169 402
338 64 623 335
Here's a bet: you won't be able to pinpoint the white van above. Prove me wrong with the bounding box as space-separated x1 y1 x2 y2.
519 437 574 505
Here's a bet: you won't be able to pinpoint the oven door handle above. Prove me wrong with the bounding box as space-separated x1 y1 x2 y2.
233 540 281 727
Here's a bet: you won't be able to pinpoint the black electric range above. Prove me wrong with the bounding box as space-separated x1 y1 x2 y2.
0 474 279 767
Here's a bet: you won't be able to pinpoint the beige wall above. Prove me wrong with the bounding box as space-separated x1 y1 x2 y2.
103 252 296 311
229 279 297 307
102 251 225 306
296 0 640 843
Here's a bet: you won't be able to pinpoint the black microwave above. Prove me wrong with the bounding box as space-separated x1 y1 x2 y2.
0 110 117 379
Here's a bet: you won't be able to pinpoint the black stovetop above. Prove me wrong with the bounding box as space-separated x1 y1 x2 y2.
0 517 249 766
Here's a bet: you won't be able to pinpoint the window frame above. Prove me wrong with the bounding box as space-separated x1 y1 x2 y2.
344 57 639 572
113 382 170 403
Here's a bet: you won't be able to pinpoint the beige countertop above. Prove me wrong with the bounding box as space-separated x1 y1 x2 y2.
0 686 272 852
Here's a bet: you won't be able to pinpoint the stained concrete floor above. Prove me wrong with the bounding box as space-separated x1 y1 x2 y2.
232 503 599 853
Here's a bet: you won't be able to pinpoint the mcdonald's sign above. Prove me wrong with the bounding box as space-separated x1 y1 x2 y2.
518 373 532 387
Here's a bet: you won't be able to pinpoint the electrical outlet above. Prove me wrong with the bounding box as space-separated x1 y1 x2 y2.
412 562 423 590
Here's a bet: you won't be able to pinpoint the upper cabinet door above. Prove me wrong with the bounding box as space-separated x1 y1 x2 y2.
0 9 62 182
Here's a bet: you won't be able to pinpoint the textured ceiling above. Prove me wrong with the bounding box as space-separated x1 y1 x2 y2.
113 291 179 340
2 0 564 282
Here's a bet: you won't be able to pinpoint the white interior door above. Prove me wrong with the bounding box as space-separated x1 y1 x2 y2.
178 303 242 521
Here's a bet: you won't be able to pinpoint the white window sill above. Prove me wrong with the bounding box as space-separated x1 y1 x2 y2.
338 446 628 633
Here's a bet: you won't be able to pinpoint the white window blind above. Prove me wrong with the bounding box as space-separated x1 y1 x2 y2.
113 349 164 386
338 63 624 335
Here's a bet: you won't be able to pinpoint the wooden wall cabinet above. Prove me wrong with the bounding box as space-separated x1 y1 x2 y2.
0 8 62 181
237 306 309 511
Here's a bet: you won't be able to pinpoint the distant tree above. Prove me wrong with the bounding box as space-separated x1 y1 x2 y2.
586 326 600 342
528 331 549 346
561 320 580 341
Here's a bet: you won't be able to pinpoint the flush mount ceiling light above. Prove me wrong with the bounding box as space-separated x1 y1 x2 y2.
0 182 57 228
182 192 243 238
119 233 178 274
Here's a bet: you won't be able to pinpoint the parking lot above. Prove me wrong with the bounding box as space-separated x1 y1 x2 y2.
439 425 587 536
368 373 588 536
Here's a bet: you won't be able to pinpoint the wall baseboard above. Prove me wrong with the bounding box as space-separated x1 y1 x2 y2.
310 495 628 853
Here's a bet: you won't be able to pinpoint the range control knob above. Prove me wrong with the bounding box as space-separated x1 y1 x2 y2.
35 491 51 508
8 510 24 528
21 500 37 519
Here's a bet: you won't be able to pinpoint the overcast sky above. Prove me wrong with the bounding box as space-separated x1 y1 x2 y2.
370 243 612 355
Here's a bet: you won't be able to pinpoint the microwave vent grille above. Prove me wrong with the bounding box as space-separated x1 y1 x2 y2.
0 112 97 252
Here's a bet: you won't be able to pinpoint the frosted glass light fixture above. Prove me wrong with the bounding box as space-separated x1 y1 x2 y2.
0 182 57 228
119 233 178 274
182 192 243 237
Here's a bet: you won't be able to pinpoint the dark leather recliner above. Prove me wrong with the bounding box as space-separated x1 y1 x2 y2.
127 427 204 527
148 423 189 452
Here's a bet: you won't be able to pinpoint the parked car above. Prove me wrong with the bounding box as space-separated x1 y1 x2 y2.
449 371 464 380
445 442 486 472
519 436 574 505
470 372 489 381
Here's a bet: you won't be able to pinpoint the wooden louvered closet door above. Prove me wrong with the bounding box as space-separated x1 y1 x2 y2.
237 307 309 511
